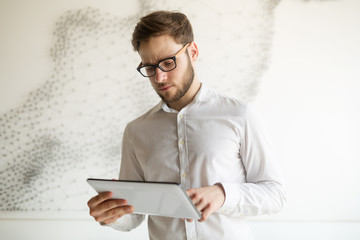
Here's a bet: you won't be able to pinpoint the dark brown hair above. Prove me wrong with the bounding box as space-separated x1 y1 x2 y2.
131 10 194 51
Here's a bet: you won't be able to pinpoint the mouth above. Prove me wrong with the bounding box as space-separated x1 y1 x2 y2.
158 85 173 92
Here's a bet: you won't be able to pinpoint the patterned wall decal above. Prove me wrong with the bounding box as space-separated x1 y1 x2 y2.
0 0 280 213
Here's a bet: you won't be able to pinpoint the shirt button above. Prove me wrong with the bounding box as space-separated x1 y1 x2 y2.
179 114 183 119
179 139 184 145
182 172 187 178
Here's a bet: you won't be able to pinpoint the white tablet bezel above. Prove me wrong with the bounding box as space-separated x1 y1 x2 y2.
87 178 201 220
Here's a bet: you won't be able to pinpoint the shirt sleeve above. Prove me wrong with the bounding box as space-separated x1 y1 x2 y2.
218 103 287 216
104 124 146 231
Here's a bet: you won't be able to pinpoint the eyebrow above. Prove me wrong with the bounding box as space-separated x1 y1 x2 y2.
140 43 189 66
141 55 174 66
141 45 184 66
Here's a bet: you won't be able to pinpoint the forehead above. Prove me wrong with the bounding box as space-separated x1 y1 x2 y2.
138 35 182 64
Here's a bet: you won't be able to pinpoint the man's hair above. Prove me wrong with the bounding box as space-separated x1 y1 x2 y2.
131 10 194 52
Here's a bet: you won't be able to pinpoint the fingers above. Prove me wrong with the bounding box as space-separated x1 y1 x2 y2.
198 203 215 222
90 198 128 217
87 191 113 208
180 218 193 222
95 205 134 224
88 192 133 224
187 189 208 212
187 188 208 222
185 185 225 222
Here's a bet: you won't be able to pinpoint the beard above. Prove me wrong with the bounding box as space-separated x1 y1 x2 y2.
157 53 195 104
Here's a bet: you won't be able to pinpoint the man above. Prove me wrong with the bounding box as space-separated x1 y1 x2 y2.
88 10 286 240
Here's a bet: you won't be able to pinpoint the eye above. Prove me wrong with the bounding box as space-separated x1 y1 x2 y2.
143 66 155 73
164 60 174 66
160 59 175 69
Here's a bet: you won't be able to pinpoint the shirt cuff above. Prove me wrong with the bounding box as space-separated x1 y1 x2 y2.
217 182 240 215
100 214 144 231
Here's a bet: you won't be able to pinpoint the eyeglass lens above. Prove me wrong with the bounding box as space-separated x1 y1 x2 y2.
140 58 176 77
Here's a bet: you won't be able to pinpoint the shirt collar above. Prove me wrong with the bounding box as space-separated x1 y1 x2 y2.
160 83 209 113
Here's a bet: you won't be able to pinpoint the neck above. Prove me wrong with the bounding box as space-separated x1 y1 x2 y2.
168 78 201 111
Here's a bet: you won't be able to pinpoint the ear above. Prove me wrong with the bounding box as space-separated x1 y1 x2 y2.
188 42 199 62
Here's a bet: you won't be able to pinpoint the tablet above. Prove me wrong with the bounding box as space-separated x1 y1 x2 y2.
87 178 201 220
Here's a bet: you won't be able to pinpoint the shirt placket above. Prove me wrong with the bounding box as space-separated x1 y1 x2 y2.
177 109 197 240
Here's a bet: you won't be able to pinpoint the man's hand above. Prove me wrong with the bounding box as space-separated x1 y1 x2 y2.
87 191 134 224
186 184 225 222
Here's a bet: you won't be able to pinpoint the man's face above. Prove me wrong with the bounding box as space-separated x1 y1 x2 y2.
138 35 195 105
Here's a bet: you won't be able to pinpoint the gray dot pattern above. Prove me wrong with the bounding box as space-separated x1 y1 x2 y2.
0 7 157 211
0 0 280 212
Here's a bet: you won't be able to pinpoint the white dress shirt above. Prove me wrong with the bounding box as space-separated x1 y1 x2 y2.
107 85 286 240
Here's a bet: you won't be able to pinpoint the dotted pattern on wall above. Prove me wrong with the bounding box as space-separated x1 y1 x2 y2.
0 0 279 212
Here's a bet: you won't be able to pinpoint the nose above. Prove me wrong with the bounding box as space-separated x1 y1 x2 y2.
154 67 167 83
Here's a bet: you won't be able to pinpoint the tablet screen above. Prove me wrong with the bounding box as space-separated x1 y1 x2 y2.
87 178 201 220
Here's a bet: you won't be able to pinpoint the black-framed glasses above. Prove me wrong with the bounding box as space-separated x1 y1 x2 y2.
137 43 190 77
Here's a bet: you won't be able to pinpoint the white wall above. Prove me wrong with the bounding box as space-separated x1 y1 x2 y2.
255 0 360 221
1 0 360 239
252 0 360 239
